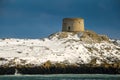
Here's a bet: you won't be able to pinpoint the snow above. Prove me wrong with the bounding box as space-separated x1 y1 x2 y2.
0 32 120 67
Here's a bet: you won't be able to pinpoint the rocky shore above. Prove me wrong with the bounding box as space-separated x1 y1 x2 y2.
0 61 120 75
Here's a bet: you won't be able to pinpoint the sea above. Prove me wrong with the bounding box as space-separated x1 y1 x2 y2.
0 74 120 80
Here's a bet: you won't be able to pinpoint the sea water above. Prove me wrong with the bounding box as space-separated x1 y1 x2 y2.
0 74 120 80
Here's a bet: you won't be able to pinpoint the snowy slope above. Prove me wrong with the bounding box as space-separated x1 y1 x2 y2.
110 39 120 46
0 32 120 67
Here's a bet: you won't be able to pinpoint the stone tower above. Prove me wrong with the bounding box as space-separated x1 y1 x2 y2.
62 18 84 32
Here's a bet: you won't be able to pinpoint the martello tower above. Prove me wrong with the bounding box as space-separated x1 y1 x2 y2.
62 18 84 32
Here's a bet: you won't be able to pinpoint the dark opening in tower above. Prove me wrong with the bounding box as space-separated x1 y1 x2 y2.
68 26 70 31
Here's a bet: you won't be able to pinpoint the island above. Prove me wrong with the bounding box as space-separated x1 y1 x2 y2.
0 18 120 74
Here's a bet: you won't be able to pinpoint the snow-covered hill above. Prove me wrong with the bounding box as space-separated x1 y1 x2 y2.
0 30 120 68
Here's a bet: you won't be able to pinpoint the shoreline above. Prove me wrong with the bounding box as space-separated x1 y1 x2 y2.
0 64 120 75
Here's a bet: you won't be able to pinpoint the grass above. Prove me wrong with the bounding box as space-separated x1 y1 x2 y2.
80 30 109 43
59 32 68 39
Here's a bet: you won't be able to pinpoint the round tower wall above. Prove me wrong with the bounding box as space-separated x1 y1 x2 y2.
62 18 84 32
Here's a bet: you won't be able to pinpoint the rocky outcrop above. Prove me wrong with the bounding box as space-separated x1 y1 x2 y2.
0 60 120 74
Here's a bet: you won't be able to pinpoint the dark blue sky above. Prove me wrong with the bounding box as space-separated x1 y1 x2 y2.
0 0 120 39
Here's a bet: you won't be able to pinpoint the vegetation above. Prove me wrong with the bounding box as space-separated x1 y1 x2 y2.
80 30 109 43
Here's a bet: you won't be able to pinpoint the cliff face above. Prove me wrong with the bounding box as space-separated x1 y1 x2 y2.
0 30 120 74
